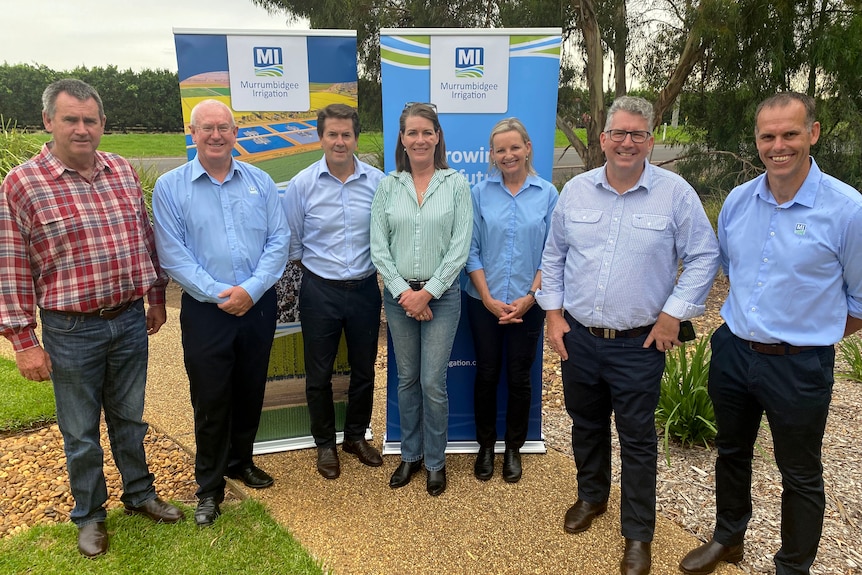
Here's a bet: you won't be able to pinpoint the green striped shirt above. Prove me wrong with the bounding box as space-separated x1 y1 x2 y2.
371 168 473 298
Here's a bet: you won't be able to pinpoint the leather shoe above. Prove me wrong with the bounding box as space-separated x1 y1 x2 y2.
316 446 341 479
342 438 383 467
77 521 108 557
502 447 522 483
679 538 744 575
389 460 423 488
194 497 220 527
564 498 608 533
474 446 494 481
427 467 447 496
124 496 185 523
620 539 651 575
227 464 274 489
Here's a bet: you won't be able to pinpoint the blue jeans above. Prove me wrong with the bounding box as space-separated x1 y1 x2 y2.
384 283 460 471
40 300 155 527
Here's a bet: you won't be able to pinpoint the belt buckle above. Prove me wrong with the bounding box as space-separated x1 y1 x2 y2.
603 328 615 339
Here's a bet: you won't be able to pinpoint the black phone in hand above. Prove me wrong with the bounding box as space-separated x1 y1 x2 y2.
678 320 696 342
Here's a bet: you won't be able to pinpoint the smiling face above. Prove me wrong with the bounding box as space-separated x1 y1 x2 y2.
400 115 439 170
600 110 654 186
491 129 531 184
755 99 820 201
42 92 105 171
320 117 357 175
189 102 238 172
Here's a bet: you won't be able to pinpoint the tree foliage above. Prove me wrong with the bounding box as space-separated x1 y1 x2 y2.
0 64 182 132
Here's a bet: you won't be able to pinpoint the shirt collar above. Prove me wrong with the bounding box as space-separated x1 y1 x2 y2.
594 159 651 195
42 142 109 179
754 156 820 208
191 155 238 183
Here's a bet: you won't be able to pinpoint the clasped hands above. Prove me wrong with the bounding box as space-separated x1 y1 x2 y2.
399 288 434 322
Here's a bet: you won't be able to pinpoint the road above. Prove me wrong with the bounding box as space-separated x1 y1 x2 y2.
133 143 685 179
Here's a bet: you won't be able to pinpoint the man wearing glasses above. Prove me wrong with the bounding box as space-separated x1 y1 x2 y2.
537 95 719 575
152 99 289 527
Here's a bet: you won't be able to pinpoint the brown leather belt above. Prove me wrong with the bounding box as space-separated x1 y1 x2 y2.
46 300 136 320
743 340 819 356
587 325 653 339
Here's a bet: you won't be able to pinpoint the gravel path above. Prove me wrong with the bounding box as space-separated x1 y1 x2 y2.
1 277 860 574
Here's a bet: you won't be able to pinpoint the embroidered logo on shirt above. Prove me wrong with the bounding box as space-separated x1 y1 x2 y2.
795 223 806 236
248 186 259 195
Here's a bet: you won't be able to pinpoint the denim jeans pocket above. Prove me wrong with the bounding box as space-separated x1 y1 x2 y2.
40 310 83 334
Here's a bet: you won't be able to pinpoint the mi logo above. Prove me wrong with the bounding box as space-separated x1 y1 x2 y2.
795 223 807 235
455 47 484 78
254 47 284 77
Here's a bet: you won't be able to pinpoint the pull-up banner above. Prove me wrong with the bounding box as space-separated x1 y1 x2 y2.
173 29 359 454
379 28 562 455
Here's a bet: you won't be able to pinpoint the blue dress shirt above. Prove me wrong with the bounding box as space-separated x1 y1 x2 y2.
283 155 384 280
537 161 720 329
152 157 289 305
718 157 862 346
465 173 558 303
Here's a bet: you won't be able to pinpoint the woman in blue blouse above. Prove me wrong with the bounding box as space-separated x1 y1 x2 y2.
370 103 472 496
465 118 558 483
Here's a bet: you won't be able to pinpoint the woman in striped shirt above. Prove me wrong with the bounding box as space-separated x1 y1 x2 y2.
370 103 472 496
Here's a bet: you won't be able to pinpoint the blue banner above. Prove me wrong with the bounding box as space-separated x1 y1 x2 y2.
380 29 562 454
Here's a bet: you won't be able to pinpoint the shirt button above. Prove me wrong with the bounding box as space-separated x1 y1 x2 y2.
750 331 756 336
770 232 775 236
763 258 768 263
751 307 757 312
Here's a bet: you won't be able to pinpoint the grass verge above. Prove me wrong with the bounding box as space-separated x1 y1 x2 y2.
0 357 55 433
0 499 325 575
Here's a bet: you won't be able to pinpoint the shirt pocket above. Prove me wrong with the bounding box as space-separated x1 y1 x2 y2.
629 213 671 254
565 208 603 247
34 200 81 238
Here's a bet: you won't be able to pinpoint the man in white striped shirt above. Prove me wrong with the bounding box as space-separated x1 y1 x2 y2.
537 96 719 575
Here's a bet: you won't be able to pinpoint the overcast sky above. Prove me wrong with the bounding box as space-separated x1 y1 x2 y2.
1 0 308 72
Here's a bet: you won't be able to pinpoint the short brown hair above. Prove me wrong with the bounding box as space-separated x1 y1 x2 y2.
317 103 360 138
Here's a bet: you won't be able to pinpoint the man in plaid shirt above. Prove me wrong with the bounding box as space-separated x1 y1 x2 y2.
0 79 184 558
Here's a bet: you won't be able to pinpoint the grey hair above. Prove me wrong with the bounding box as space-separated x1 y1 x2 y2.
604 96 655 131
190 99 236 127
42 78 104 119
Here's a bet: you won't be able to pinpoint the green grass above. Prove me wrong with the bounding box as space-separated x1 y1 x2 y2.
0 500 325 575
29 133 187 157
0 357 56 433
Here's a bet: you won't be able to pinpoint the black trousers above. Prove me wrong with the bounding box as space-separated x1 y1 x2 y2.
709 324 834 575
180 288 276 501
299 272 381 447
561 314 665 542
467 296 544 449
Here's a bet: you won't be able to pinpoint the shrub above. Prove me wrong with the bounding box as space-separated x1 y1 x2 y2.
655 334 717 464
838 334 862 383
1 117 41 181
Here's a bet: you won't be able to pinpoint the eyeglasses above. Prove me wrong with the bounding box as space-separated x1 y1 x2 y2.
404 102 437 112
604 129 651 144
194 124 233 134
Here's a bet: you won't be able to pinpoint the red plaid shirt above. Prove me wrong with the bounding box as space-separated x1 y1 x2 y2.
0 143 167 351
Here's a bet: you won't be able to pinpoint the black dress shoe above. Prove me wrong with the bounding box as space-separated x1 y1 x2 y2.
124 497 185 523
474 446 494 481
316 446 341 479
563 498 608 533
502 447 522 483
77 521 108 557
227 464 274 489
620 539 651 575
427 467 447 496
342 438 383 467
389 460 423 488
679 538 744 575
194 497 221 527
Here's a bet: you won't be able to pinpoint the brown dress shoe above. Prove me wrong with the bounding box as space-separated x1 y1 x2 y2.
564 499 608 533
317 446 341 479
124 496 185 523
679 538 744 575
77 521 108 558
620 539 651 575
342 438 383 467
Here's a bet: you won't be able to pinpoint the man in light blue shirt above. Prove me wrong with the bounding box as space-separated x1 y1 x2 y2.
283 104 385 480
152 99 289 527
538 96 719 575
680 93 862 575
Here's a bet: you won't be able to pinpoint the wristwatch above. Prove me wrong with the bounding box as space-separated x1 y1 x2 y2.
527 290 536 299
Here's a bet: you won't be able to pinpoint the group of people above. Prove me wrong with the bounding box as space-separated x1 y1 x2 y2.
1 79 859 575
